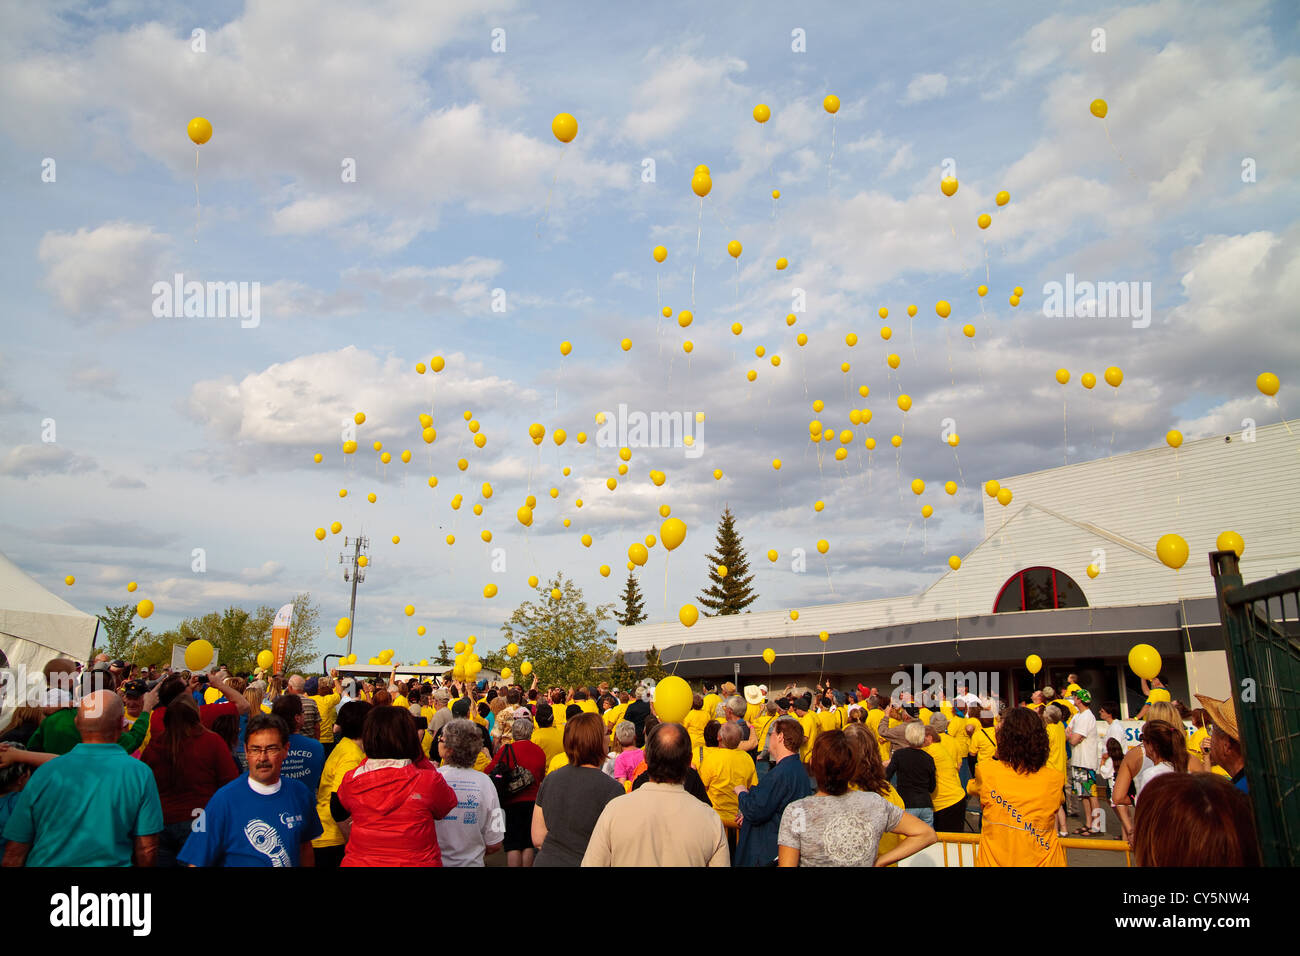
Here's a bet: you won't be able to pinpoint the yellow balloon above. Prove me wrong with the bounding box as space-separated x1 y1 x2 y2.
257 650 274 670
330 521 342 534
816 539 829 555
404 604 415 616
762 648 776 665
560 341 572 356
1081 372 1097 389
422 427 436 444
727 239 743 258
1055 368 1070 385
1166 430 1183 449
484 583 498 598
775 257 788 270
898 394 912 412
127 581 137 592
446 534 455 545
1156 534 1189 570
1216 531 1244 557
64 574 75 586
846 333 858 347
182 639 215 672
753 103 771 123
691 171 712 197
187 116 212 145
629 543 648 566
880 326 892 340
654 675 693 722
771 189 780 199
343 440 357 454
678 604 698 627
948 555 962 571
660 517 687 551
1090 98 1108 119
678 310 693 328
945 481 957 495
790 611 800 622
716 564 727 577
731 322 743 335
380 452 391 464
1256 372 1280 396
910 478 925 495
646 535 657 548
649 469 666 486
940 176 958 197
367 493 377 503
962 324 975 338
890 435 902 448
314 527 326 541
887 353 901 369
772 458 782 471
1086 564 1100 579
996 488 1013 506
520 661 533 676
358 556 368 567
313 453 323 463
977 213 991 229
995 190 1010 206
137 598 155 619
878 307 889 319
621 338 632 351
417 626 426 637
823 94 840 114
921 504 933 518
552 112 578 143
1104 366 1124 387
392 535 401 544
652 245 667 263
430 356 445 372
767 549 778 562
517 505 534 527
1128 644 1161 680
1025 654 1042 675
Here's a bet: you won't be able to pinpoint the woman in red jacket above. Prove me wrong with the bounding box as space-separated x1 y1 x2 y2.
334 706 458 866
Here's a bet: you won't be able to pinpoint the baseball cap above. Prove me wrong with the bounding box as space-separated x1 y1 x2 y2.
1073 688 1092 704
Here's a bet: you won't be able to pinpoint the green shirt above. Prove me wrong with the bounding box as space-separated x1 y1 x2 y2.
26 707 150 756
3 743 164 866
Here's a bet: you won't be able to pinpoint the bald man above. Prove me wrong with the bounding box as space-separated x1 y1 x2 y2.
2 691 162 867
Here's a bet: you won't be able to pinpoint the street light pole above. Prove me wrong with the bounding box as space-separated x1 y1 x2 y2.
340 535 368 658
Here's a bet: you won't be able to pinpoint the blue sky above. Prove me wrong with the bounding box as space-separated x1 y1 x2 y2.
2 0 1297 665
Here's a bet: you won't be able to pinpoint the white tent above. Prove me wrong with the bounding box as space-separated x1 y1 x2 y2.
0 550 100 724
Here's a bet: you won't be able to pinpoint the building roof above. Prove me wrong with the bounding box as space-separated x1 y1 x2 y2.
616 421 1298 654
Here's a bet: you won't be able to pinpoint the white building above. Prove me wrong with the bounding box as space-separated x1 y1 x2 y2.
615 421 1298 716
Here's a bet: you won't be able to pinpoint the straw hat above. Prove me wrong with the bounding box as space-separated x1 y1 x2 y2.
743 684 764 705
1194 694 1240 742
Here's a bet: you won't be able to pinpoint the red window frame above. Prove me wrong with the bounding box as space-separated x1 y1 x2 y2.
993 566 1079 613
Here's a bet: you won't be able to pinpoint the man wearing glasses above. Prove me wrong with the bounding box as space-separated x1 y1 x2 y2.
179 714 322 867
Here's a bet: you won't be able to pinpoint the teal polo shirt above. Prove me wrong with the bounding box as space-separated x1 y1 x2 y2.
3 743 164 866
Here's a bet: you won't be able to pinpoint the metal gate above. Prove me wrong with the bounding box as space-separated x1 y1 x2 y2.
1210 551 1300 866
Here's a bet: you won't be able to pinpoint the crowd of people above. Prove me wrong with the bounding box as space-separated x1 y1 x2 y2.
0 653 1262 867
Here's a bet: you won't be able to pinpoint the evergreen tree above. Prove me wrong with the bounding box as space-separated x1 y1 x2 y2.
616 572 647 626
435 640 453 666
697 505 758 615
642 645 668 681
606 650 638 691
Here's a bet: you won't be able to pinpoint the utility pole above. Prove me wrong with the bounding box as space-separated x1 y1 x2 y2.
339 535 369 657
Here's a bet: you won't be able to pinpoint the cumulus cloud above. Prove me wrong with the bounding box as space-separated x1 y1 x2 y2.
37 222 170 322
0 444 96 478
903 73 948 103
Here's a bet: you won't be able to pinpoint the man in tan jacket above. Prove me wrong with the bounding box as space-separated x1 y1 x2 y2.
581 722 729 867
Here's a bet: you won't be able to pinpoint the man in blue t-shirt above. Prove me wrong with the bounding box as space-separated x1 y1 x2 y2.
271 694 325 796
2 691 163 867
179 714 321 867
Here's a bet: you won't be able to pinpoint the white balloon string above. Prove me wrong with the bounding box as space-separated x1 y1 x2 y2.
194 148 200 243
1063 391 1069 466
690 198 703 306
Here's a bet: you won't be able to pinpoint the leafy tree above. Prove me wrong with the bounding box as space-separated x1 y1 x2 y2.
697 505 758 616
145 593 321 674
616 572 647 626
499 574 615 690
96 604 151 660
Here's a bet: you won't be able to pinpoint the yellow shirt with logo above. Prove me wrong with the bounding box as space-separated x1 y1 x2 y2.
698 747 757 824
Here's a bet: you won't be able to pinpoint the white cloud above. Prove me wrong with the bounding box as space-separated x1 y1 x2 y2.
0 444 97 478
903 73 948 103
619 50 748 145
37 222 170 321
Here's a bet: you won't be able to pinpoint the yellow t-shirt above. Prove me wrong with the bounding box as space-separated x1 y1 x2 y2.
314 736 366 848
551 702 568 727
745 701 764 725
604 702 629 730
876 783 906 864
474 750 491 773
751 713 774 754
421 705 436 721
816 709 840 734
969 723 998 763
924 742 966 814
702 694 722 721
1045 723 1067 774
203 687 222 705
578 699 599 715
969 759 1067 867
392 694 409 710
866 709 889 763
531 725 565 771
547 752 569 774
918 707 933 727
797 711 819 762
683 708 711 750
946 716 970 759
697 747 757 824
310 691 342 744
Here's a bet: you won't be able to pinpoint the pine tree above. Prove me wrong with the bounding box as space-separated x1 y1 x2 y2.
606 650 638 691
617 572 647 626
642 645 668 681
697 505 758 615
